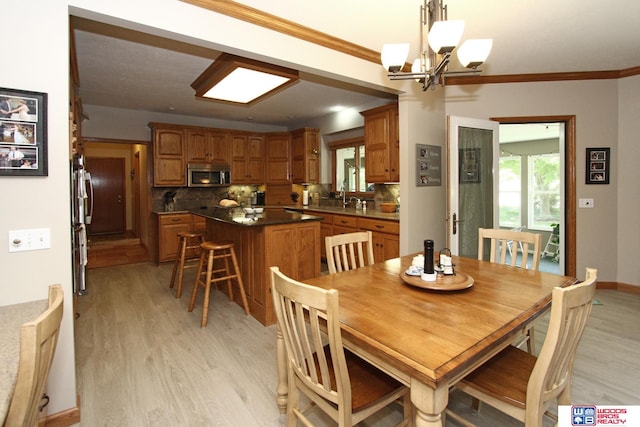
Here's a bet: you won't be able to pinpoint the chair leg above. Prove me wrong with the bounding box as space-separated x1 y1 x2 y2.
175 239 188 298
527 328 536 354
169 236 183 290
188 251 206 313
201 250 215 327
223 250 233 300
229 248 250 315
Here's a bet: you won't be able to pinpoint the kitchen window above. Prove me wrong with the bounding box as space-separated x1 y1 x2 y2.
328 137 373 195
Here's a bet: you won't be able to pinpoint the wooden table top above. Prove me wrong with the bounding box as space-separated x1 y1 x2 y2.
303 255 577 389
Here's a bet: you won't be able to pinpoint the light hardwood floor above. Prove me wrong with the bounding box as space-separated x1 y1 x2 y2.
73 262 640 426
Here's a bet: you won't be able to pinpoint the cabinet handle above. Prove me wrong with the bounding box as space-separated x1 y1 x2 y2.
375 225 385 229
172 218 180 222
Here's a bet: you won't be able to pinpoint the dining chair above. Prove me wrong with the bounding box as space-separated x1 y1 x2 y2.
270 266 410 427
325 231 375 275
478 227 542 270
478 227 543 353
5 284 64 427
447 268 597 427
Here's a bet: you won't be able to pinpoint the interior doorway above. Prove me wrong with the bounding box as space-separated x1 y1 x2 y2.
493 115 576 278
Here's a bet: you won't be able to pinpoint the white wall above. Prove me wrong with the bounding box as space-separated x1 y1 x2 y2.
0 0 77 415
617 75 640 286
444 79 622 282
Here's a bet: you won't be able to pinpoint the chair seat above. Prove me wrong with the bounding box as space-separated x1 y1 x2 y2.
318 346 405 412
459 345 536 410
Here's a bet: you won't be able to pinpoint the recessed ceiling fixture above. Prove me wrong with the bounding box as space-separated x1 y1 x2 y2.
191 53 299 104
381 0 492 91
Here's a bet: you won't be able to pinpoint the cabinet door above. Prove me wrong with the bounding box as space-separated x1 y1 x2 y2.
153 128 185 186
185 129 209 163
291 128 320 184
266 133 291 184
372 232 400 262
159 222 191 262
209 131 231 164
362 104 399 183
246 135 265 182
231 134 248 183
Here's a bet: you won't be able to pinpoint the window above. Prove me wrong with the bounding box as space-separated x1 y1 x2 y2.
498 156 521 227
528 153 560 230
329 137 372 194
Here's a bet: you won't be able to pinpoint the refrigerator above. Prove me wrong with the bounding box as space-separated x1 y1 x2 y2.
71 154 93 295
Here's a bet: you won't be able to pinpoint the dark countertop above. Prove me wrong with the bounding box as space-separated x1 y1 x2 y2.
154 204 400 222
283 205 400 221
190 207 323 226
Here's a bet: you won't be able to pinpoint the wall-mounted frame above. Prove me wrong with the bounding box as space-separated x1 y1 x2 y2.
585 147 609 184
459 148 481 183
416 144 441 186
0 87 47 176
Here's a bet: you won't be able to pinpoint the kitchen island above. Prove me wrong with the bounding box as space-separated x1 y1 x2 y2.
191 208 322 326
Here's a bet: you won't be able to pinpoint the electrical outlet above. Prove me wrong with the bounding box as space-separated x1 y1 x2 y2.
8 228 51 252
579 198 594 208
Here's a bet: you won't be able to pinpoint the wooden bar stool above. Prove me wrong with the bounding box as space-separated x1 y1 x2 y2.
169 231 205 298
188 241 250 327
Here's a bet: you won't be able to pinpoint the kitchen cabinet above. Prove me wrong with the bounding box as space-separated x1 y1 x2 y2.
231 133 265 183
317 213 333 259
157 213 205 263
150 123 186 186
358 217 400 261
265 132 292 184
291 127 320 184
186 129 230 165
361 103 399 183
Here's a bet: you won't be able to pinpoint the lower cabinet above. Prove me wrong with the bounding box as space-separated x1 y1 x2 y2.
157 213 204 263
308 210 400 262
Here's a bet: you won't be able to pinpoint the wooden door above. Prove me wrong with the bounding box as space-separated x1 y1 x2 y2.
86 157 126 235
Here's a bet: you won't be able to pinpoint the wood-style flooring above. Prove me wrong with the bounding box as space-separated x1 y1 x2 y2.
72 262 640 426
87 233 149 269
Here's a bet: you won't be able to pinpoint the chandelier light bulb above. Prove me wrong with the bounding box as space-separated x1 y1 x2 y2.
457 39 493 68
381 43 410 72
427 20 464 54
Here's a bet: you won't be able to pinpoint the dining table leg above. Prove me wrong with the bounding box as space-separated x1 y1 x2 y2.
275 325 288 414
410 379 449 427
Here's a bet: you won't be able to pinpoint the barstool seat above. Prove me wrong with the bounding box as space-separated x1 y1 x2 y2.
188 241 250 327
169 231 205 298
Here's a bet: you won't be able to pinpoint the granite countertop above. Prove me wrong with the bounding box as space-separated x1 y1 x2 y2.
283 205 400 221
0 300 48 423
154 204 400 222
190 207 323 226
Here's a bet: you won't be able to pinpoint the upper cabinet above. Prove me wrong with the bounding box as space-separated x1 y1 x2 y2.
265 132 292 184
291 127 320 184
231 133 265 184
361 103 399 183
186 129 230 164
150 123 186 187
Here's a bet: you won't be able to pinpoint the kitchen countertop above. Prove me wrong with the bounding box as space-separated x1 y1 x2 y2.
283 205 400 221
155 205 400 221
190 207 323 226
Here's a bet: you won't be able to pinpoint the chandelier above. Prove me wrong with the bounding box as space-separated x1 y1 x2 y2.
381 0 492 91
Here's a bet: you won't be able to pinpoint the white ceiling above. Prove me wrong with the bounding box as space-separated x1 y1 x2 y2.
72 0 640 128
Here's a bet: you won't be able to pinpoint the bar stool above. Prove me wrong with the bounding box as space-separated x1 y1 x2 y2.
169 231 205 298
188 241 250 327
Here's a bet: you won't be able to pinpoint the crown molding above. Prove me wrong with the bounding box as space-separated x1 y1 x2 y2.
181 0 640 85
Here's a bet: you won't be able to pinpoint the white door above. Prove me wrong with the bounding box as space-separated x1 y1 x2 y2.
447 116 499 258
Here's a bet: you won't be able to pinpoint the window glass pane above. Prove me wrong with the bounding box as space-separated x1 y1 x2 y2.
528 153 560 230
336 147 356 192
358 145 367 192
499 156 521 227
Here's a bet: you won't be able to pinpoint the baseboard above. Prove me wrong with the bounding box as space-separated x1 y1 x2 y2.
43 395 80 427
596 281 640 293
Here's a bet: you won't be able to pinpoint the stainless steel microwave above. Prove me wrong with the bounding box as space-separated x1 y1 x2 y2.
187 163 231 187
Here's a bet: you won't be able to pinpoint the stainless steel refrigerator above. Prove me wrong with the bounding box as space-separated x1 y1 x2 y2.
71 154 93 295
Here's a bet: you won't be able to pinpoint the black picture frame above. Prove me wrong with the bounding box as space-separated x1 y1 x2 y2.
585 147 609 184
0 87 47 176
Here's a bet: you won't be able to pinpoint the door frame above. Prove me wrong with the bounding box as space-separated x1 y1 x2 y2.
492 115 576 278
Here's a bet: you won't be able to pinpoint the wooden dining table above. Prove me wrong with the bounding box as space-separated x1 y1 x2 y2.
274 254 578 427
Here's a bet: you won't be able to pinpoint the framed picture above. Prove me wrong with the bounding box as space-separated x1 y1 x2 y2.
585 147 609 184
459 148 481 183
416 144 441 186
0 87 47 176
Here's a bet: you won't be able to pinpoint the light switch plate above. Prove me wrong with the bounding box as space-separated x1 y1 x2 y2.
8 228 51 252
579 198 594 208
